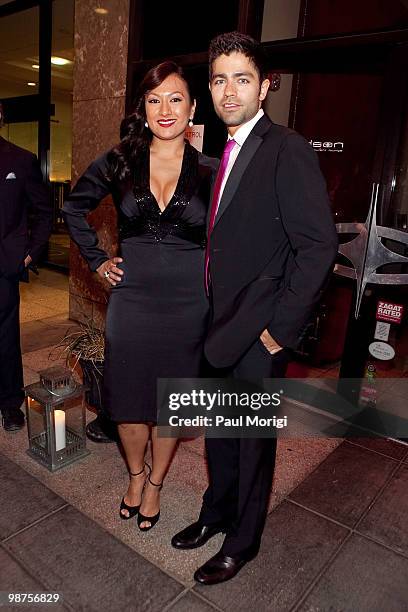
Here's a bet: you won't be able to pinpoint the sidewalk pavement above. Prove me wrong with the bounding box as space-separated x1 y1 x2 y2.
3 429 408 610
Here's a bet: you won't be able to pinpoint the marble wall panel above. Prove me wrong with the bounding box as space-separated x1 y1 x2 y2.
69 293 107 332
71 97 125 182
69 294 94 325
92 300 108 331
73 0 129 102
68 198 117 319
69 0 129 326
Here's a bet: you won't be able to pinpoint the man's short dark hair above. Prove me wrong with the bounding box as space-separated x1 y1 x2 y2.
209 31 267 82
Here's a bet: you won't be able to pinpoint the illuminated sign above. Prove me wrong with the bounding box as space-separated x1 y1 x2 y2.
309 140 344 152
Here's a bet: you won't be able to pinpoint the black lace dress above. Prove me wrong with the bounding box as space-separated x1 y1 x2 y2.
63 142 217 422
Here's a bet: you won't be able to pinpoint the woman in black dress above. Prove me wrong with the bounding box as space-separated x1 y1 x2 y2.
63 62 217 530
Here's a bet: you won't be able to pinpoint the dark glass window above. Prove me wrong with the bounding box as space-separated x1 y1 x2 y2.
0 6 40 154
141 0 240 59
301 0 408 38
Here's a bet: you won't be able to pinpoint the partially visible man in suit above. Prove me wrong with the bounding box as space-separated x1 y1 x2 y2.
0 103 52 431
172 32 338 584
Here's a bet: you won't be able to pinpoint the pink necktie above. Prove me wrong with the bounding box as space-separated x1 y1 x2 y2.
205 139 236 293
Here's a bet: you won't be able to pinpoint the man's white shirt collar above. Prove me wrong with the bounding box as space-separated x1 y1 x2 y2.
215 109 265 211
228 108 264 147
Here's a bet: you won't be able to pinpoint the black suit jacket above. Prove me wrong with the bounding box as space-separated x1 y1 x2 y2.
204 114 339 368
0 136 52 279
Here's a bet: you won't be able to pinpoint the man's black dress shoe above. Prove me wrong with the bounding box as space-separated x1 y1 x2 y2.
171 521 225 550
86 415 118 443
194 550 252 585
1 408 25 432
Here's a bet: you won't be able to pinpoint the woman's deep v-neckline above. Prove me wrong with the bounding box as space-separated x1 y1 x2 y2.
147 144 188 215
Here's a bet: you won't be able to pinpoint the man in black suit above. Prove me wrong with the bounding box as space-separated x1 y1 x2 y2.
172 32 338 584
0 103 52 431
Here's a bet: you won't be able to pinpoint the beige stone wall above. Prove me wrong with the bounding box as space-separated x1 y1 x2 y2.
69 0 130 327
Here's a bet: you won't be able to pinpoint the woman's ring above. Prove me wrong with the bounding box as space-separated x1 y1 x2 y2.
104 270 110 278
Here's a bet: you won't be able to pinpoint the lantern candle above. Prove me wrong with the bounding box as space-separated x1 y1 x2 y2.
54 410 66 451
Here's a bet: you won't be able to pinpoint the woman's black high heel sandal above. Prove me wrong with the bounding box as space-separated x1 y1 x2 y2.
137 475 163 531
119 463 150 520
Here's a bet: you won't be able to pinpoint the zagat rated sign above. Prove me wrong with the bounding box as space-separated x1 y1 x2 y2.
376 301 404 324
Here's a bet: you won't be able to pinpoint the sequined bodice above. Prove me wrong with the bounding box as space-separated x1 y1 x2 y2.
118 142 207 246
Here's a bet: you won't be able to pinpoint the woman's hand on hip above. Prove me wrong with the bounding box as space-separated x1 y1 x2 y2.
96 257 124 286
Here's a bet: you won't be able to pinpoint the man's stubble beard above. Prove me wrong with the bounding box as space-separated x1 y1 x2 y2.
215 104 260 129
216 108 247 128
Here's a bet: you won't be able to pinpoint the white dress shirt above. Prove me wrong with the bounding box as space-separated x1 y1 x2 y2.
217 108 264 210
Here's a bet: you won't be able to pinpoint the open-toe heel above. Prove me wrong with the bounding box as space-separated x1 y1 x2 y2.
137 475 163 531
119 463 150 520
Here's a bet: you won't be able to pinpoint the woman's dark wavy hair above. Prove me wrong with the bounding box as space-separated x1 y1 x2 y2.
108 61 194 184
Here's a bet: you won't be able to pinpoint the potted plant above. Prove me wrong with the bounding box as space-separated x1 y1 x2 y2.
53 320 118 443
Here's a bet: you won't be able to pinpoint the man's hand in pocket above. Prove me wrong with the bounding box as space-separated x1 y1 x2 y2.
260 329 283 355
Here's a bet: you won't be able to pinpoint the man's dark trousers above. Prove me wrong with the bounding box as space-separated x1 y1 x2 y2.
199 341 291 558
0 276 24 412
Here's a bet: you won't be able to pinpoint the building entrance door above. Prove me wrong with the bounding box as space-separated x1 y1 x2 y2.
264 36 408 436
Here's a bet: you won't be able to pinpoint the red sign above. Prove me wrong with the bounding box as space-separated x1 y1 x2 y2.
376 301 404 324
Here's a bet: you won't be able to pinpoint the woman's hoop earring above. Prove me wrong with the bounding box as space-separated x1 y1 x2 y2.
145 121 149 128
188 119 193 128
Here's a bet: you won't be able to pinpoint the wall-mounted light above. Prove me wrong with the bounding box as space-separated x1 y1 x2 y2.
94 7 108 14
51 56 71 66
27 82 37 87
32 64 40 70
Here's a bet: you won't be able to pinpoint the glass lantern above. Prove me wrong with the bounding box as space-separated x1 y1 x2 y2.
25 366 90 471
